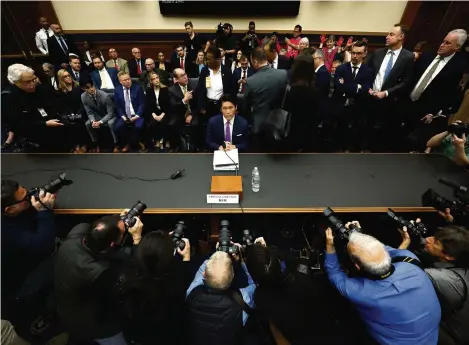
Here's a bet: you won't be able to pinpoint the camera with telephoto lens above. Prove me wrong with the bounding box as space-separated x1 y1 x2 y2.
242 229 254 248
172 221 186 250
448 122 469 138
121 201 147 227
217 220 238 255
60 112 82 125
25 172 73 199
323 207 361 242
422 188 468 220
386 208 428 241
215 22 224 40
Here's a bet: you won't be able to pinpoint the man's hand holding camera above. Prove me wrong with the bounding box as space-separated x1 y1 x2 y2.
121 209 143 245
326 221 362 254
31 189 55 211
177 238 191 261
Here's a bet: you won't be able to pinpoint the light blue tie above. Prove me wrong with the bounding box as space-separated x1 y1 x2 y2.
383 51 394 82
124 89 131 118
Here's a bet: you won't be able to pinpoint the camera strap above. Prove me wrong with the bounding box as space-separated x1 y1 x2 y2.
391 256 423 269
230 290 253 316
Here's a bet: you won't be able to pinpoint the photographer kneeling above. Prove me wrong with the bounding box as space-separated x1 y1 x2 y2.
54 210 143 345
186 244 256 345
325 222 441 345
398 224 469 345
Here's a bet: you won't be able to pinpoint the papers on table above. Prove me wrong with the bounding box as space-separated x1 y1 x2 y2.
213 149 239 171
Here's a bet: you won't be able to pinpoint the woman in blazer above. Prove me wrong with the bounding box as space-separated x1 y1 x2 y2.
145 71 171 152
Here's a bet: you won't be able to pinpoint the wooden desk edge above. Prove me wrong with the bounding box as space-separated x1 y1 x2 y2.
55 207 436 214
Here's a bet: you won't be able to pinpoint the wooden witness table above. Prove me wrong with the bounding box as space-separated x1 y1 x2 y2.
2 153 468 214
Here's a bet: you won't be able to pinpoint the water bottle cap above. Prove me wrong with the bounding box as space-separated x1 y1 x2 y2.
254 167 258 170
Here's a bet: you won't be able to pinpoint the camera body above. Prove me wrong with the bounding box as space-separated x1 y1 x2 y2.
60 113 82 125
448 122 469 138
422 188 468 220
121 201 147 227
26 172 73 199
173 221 186 250
386 208 428 239
217 220 238 255
323 207 361 242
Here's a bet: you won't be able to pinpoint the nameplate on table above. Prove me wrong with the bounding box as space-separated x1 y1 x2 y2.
207 194 239 204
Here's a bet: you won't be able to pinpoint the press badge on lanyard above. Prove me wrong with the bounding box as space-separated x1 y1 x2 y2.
206 77 211 88
38 108 48 117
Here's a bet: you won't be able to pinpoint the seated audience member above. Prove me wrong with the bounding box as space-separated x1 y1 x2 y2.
106 48 129 74
206 95 249 152
54 214 143 344
285 25 302 59
234 55 254 95
398 225 469 345
194 50 206 77
56 69 88 153
90 56 119 93
42 63 58 90
426 121 469 167
284 55 320 152
145 72 171 152
186 250 256 345
298 37 309 52
329 60 342 97
171 45 195 76
139 58 169 91
114 72 146 152
196 46 236 122
243 47 287 151
240 21 260 59
1 181 57 314
264 39 291 70
128 47 146 78
324 224 441 345
184 21 204 62
231 50 244 73
83 41 104 68
332 41 374 152
406 29 468 151
169 68 198 151
67 56 89 85
81 80 118 153
156 51 170 71
116 231 193 345
47 23 80 70
3 64 66 152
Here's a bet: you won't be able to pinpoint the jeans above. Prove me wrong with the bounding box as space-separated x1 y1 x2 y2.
95 332 128 345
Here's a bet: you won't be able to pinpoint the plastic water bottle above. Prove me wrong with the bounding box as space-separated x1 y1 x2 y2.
252 167 260 192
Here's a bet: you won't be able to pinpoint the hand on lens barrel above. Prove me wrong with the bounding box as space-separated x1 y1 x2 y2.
437 208 454 223
31 190 55 211
345 221 361 229
397 218 420 249
254 237 267 247
325 228 335 254
177 238 191 261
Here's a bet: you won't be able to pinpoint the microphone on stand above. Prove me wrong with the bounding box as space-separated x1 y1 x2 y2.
221 142 239 176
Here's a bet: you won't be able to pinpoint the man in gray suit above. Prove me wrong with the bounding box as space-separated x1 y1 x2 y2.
81 80 118 153
243 47 287 151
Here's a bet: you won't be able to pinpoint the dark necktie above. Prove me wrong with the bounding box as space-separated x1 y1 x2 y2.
352 65 359 80
75 71 79 80
45 28 50 38
58 37 68 55
240 69 247 93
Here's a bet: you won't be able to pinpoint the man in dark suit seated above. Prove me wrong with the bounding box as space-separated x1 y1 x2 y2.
264 39 291 70
138 58 169 92
128 48 146 79
67 56 90 85
90 56 120 93
406 29 468 152
206 95 249 152
243 47 288 152
331 41 374 152
170 44 195 77
47 24 80 70
168 68 199 152
234 55 254 95
367 24 414 152
113 72 146 153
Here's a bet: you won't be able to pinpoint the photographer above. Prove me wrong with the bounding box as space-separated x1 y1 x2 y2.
116 231 194 345
241 21 260 58
186 247 256 345
1 180 57 310
398 225 469 345
325 222 441 345
54 211 143 344
217 23 237 63
426 120 469 167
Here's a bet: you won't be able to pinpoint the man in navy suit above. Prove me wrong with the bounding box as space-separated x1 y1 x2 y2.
67 56 89 85
313 49 331 125
332 41 374 152
206 95 249 152
90 56 119 93
234 56 254 95
113 72 146 152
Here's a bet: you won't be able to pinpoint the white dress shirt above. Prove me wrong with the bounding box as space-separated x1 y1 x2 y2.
350 62 362 92
35 28 54 54
207 68 223 100
123 86 135 115
272 54 279 69
154 89 160 107
315 64 325 73
99 68 114 90
223 116 234 141
50 77 58 90
373 47 403 93
410 53 455 98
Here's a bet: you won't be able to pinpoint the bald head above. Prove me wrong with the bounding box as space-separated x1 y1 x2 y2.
347 232 391 277
204 251 234 290
145 58 155 72
50 24 63 36
132 47 141 59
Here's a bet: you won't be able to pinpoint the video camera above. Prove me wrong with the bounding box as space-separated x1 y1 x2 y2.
323 207 361 242
422 178 468 221
217 220 238 255
25 172 73 199
386 208 427 244
121 201 146 227
242 229 254 248
172 221 186 251
448 122 469 138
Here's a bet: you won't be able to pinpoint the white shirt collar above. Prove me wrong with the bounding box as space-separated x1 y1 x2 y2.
438 53 455 63
387 46 402 57
315 64 324 73
274 54 279 67
223 116 234 125
122 85 130 91
351 62 362 69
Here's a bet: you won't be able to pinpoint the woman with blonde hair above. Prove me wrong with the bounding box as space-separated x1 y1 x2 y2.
56 69 88 153
194 50 206 77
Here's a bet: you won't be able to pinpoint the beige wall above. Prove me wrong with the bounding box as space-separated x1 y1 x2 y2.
52 0 407 33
